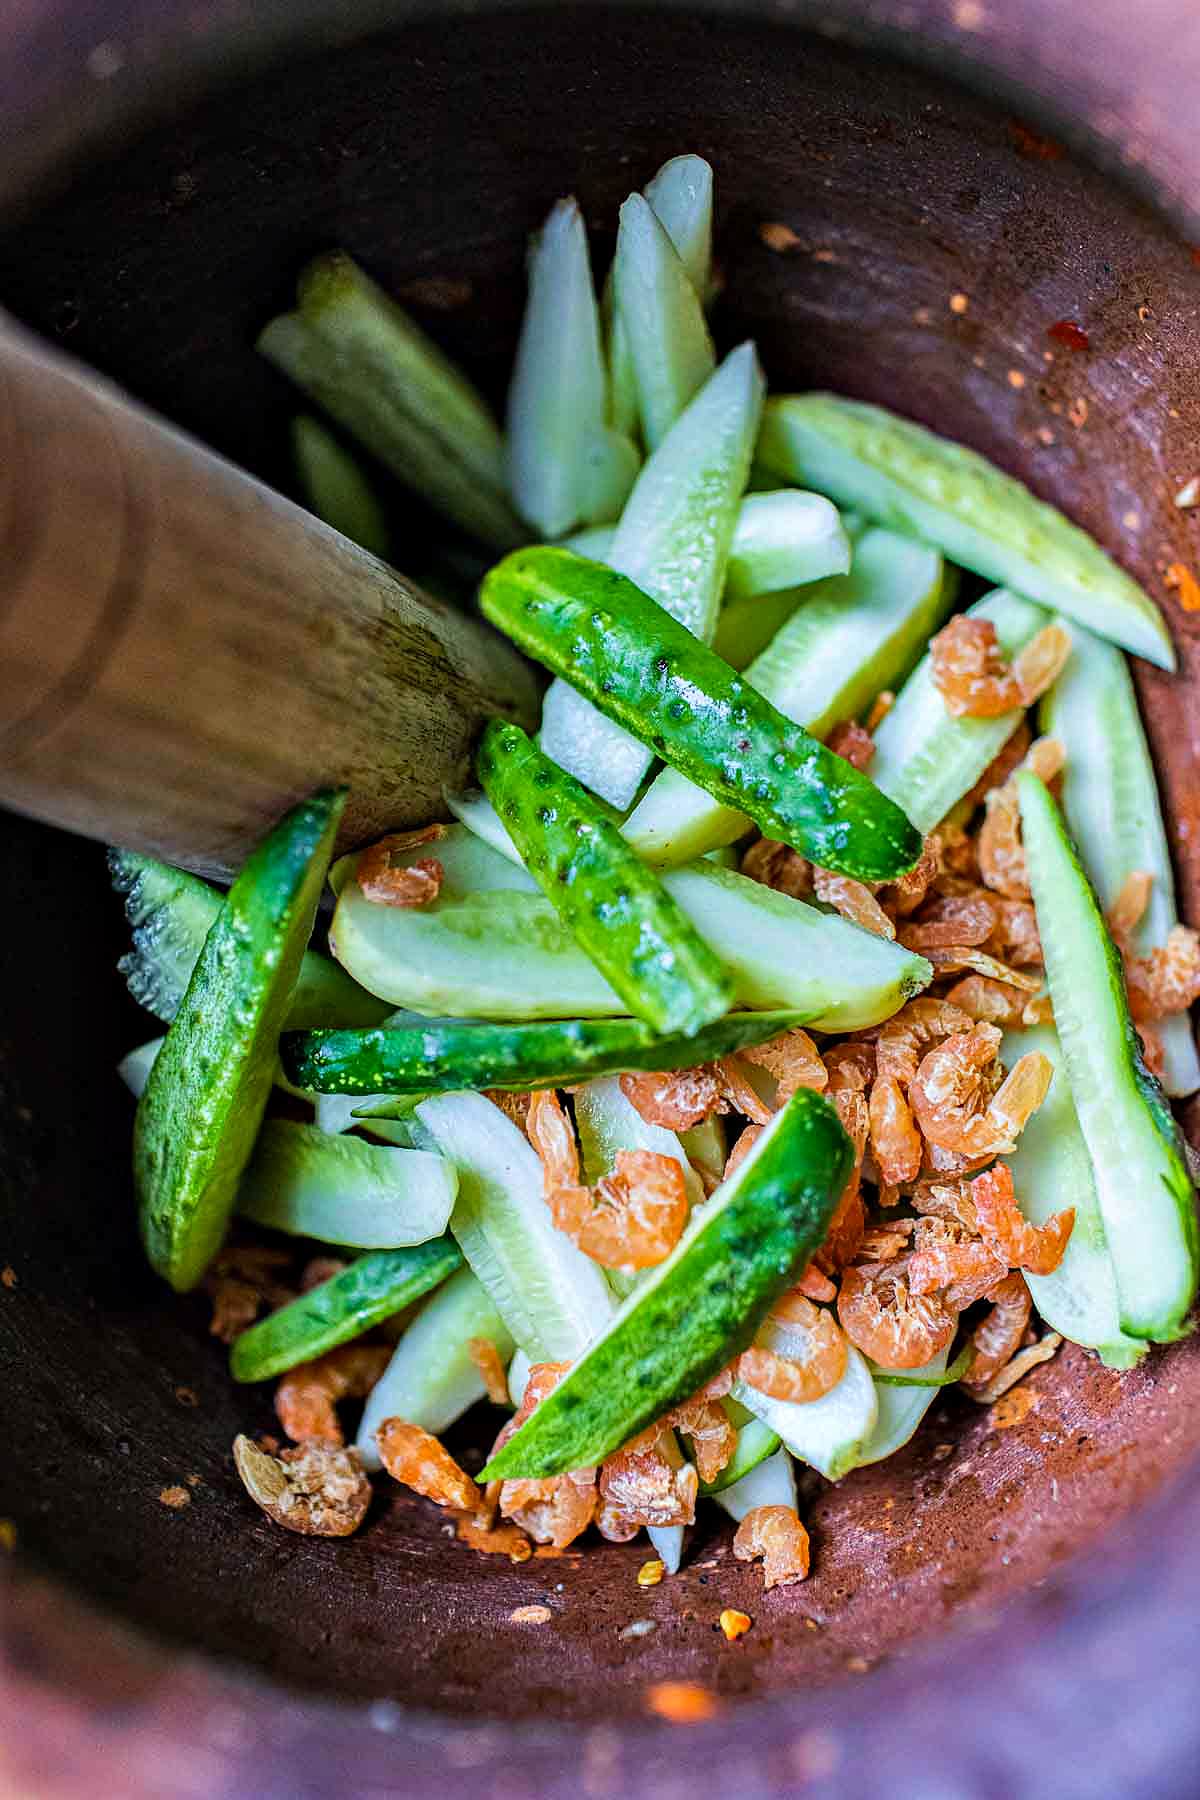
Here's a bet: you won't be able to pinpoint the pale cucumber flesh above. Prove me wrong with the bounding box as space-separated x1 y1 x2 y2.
722 489 851 601
1042 625 1200 1097
237 1120 457 1248
1017 771 1197 1339
624 526 953 864
1002 1024 1145 1367
732 1342 878 1481
712 1445 796 1522
853 1348 949 1469
870 589 1051 835
355 1266 515 1470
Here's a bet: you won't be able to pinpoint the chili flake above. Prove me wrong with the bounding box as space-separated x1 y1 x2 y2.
1 1266 16 1289
1166 563 1200 612
637 1557 666 1587
949 292 970 315
509 1604 553 1624
158 1485 191 1509
646 1681 719 1723
759 221 801 253
1048 319 1089 351
719 1608 752 1641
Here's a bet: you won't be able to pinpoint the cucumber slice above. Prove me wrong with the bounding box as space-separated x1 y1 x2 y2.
646 1523 686 1573
1001 1023 1145 1366
1041 626 1200 1097
712 586 809 672
118 1037 165 1098
133 793 344 1290
853 1347 950 1468
505 196 636 538
612 191 715 452
285 1009 811 1100
479 719 734 1034
331 827 931 1031
355 1265 516 1470
291 413 391 560
757 393 1175 669
313 1090 417 1144
109 847 390 1031
229 1239 462 1383
237 1120 456 1248
711 1446 796 1522
624 528 954 866
259 253 523 550
539 344 763 809
722 490 851 602
414 1091 615 1361
575 1074 703 1299
481 1092 852 1480
1017 771 1197 1338
732 1343 878 1481
485 547 922 881
870 589 1052 835
697 1411 781 1496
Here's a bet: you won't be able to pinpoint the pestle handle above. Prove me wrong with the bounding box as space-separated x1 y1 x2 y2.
0 311 539 880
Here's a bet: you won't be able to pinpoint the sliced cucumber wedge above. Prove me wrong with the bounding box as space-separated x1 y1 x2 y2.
1017 771 1197 1339
624 527 953 865
539 343 763 809
853 1347 950 1468
1042 625 1200 1097
870 589 1052 835
355 1265 516 1470
331 826 931 1031
291 413 391 561
282 1009 811 1099
229 1238 462 1383
732 1342 878 1481
1002 1023 1145 1367
481 1091 852 1480
722 490 851 601
134 792 344 1291
575 1074 703 1299
109 847 391 1030
757 393 1175 669
612 190 715 452
236 1120 457 1248
711 1446 796 1522
414 1091 615 1362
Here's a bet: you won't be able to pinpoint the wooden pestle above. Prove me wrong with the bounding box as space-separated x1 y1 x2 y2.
0 311 539 880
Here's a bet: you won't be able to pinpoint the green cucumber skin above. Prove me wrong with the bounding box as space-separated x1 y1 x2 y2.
282 1007 810 1096
477 720 733 1034
1017 772 1197 1339
624 527 954 865
134 792 345 1292
757 393 1175 669
108 848 390 1030
869 589 1050 836
1041 626 1200 1098
229 1239 462 1383
480 1091 852 1479
696 1414 780 1495
291 413 391 561
482 546 922 881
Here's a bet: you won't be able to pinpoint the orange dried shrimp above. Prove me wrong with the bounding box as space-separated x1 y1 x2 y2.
823 1040 876 1092
357 825 447 907
909 1026 1051 1157
874 997 973 1085
670 1396 738 1483
468 1337 511 1405
599 1428 698 1529
878 834 942 917
740 836 812 899
737 1293 848 1404
275 1344 392 1446
897 894 997 951
741 1028 828 1100
528 1089 689 1270
488 1359 598 1547
813 867 896 938
868 1074 923 1185
837 1262 958 1368
960 1272 1033 1392
1125 925 1200 1021
376 1418 482 1513
484 1088 532 1133
907 1217 1007 1311
977 737 1064 898
204 1245 293 1343
724 1123 763 1181
921 945 1042 989
1105 870 1154 950
970 1163 1073 1276
233 1435 371 1537
930 616 1070 718
826 719 876 770
944 974 1046 1028
733 1505 811 1589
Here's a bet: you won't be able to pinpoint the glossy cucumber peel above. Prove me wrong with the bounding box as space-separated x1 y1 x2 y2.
261 252 523 549
1042 625 1200 1097
237 1120 457 1248
1017 771 1197 1339
483 546 922 881
414 1091 616 1363
539 344 763 809
356 1266 516 1469
134 791 345 1291
109 848 390 1030
477 719 733 1034
291 413 391 560
481 1091 852 1479
870 589 1051 835
331 825 931 1031
624 528 953 865
230 1238 462 1383
283 1009 808 1100
757 394 1175 669
1002 1023 1145 1367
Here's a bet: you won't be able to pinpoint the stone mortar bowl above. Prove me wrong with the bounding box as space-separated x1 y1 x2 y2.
3 2 1200 1795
